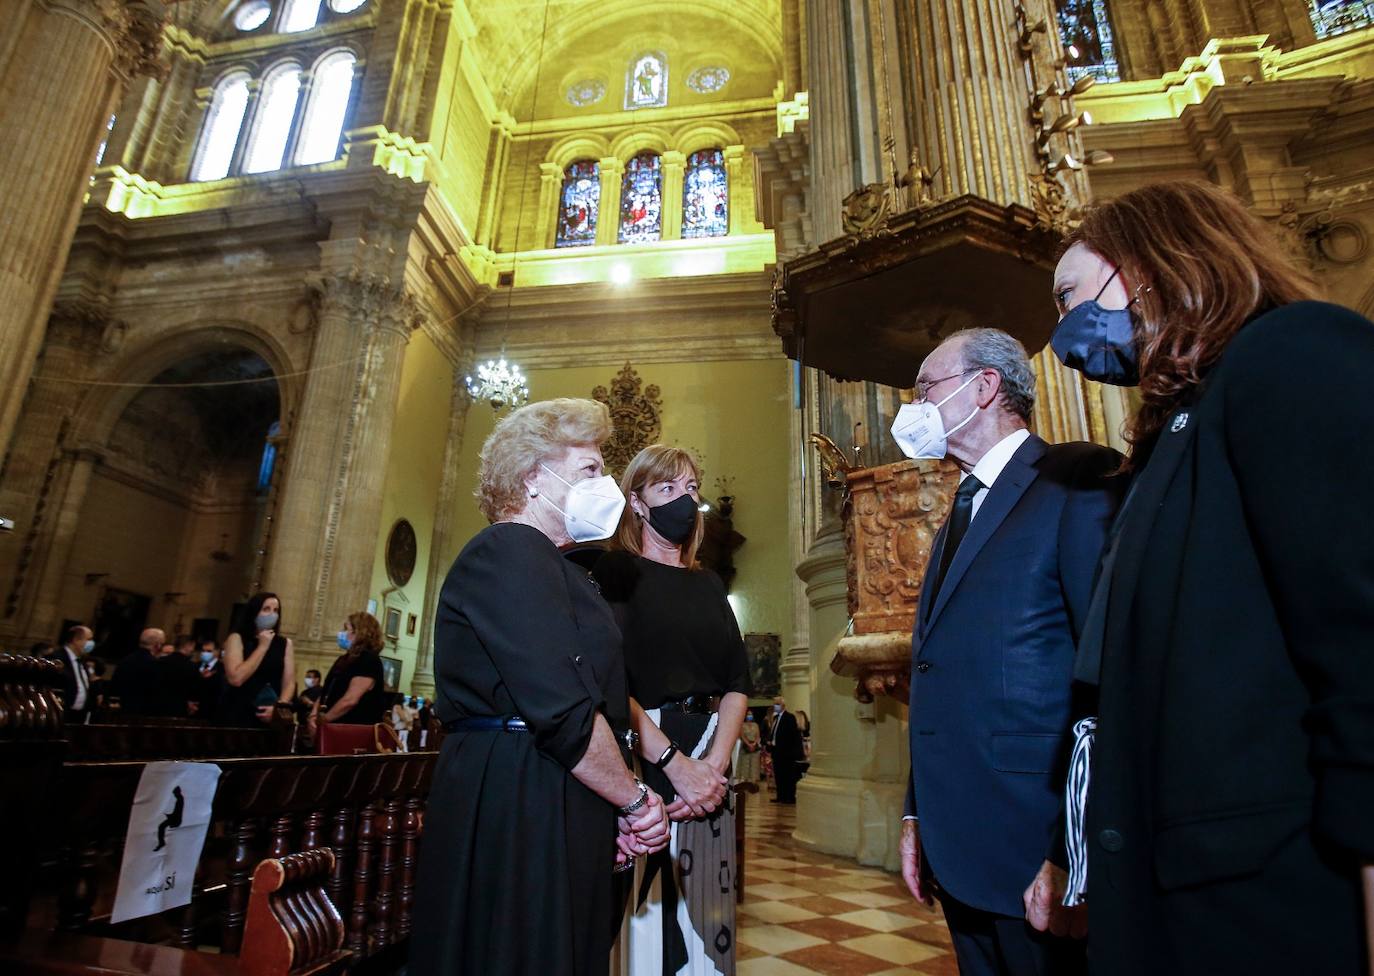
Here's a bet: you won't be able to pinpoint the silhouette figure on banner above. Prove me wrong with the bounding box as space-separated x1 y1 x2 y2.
154 786 185 852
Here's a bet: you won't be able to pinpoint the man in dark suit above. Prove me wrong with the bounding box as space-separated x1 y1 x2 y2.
50 624 95 723
767 696 804 804
896 328 1120 976
113 627 174 717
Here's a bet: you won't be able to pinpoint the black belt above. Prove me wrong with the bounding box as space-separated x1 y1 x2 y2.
445 716 529 732
658 695 720 715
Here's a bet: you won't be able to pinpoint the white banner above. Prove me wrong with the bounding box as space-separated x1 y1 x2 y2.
110 761 222 924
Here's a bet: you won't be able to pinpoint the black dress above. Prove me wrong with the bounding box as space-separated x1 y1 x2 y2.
410 523 628 976
215 635 286 727
320 651 387 724
592 550 750 975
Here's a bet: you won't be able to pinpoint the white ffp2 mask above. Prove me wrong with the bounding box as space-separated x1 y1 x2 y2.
890 372 982 460
538 464 626 542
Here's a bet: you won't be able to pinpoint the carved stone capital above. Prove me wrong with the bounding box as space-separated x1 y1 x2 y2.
42 0 167 81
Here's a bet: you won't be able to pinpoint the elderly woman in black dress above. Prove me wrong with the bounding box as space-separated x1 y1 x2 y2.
594 445 750 976
411 398 669 976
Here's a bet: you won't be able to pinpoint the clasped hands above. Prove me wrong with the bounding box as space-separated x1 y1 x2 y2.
616 790 670 865
663 753 729 821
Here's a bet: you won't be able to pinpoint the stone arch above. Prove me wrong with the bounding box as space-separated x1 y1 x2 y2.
610 126 672 161
674 121 743 156
546 133 613 170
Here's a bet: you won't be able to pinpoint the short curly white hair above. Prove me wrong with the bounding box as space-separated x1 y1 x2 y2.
475 398 612 523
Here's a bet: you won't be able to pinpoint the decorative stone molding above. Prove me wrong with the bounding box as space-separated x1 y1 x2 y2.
43 0 168 81
591 363 663 477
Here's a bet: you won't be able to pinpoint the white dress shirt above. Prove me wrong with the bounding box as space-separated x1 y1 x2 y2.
963 428 1031 522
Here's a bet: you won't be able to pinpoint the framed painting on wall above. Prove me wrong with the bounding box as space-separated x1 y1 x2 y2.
380 655 402 692
744 632 781 699
384 608 402 641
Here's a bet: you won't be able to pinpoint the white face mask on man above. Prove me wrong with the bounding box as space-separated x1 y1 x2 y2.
536 463 626 543
890 371 982 461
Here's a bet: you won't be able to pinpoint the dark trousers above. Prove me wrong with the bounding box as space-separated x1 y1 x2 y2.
938 890 1085 976
773 760 801 802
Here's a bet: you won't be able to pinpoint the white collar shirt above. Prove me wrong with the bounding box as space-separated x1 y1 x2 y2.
963 428 1032 521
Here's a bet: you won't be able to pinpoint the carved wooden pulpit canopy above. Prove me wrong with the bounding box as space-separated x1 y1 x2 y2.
772 194 1061 386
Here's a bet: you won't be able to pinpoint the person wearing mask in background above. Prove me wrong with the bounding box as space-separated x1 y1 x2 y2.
1030 180 1374 975
411 398 669 976
594 444 747 976
217 592 294 727
195 640 223 716
315 613 388 727
894 327 1120 976
767 696 804 804
50 625 95 723
737 713 762 791
114 627 176 717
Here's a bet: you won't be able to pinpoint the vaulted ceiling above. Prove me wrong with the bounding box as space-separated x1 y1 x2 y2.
466 0 785 121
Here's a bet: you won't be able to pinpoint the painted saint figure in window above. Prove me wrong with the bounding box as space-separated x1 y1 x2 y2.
1055 0 1120 83
682 149 728 239
625 52 667 109
618 153 662 244
556 160 600 248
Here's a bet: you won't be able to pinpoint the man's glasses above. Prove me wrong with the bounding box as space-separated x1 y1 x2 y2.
912 368 977 402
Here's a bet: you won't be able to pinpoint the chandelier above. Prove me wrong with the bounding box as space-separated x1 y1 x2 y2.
465 358 529 411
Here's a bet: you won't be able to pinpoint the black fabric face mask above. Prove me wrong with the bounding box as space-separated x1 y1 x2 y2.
1050 267 1141 387
645 493 698 546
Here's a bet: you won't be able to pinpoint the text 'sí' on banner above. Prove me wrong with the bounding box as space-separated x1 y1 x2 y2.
110 761 222 924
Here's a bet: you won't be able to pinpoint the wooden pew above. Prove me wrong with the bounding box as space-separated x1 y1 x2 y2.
42 751 433 964
66 722 293 762
2 848 352 975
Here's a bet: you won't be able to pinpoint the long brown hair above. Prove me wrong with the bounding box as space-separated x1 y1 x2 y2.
612 445 705 568
1063 181 1318 456
345 612 383 656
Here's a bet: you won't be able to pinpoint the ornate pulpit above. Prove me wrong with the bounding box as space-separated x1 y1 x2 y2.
829 459 958 702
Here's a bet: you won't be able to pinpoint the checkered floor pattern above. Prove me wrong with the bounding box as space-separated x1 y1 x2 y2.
737 796 957 976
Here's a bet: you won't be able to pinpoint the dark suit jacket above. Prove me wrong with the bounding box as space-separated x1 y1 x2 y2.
114 648 175 717
768 710 804 764
906 433 1120 917
1082 302 1374 974
49 646 91 719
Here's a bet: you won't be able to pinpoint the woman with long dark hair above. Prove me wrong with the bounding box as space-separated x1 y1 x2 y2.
216 591 294 727
1026 180 1374 974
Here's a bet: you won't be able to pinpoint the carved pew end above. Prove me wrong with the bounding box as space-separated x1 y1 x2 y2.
239 849 351 976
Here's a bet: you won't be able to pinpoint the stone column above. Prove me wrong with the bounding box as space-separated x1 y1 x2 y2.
596 156 624 246
660 150 686 239
0 0 162 457
411 356 475 700
266 273 420 669
0 304 109 644
536 162 563 249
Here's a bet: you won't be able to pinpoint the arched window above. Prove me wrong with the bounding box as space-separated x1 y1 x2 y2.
280 0 321 32
242 64 303 174
625 52 667 109
190 72 251 181
294 51 357 165
682 148 728 239
555 160 600 248
1309 1 1374 38
257 421 281 493
1055 0 1120 83
618 152 662 244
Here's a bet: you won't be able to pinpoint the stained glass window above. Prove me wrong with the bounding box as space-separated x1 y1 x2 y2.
190 72 251 181
682 149 728 239
625 52 667 109
1309 0 1374 38
1056 0 1120 83
242 63 303 173
618 153 662 244
294 51 356 165
555 160 600 248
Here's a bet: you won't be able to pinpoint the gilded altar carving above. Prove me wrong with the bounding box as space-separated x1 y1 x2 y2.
592 363 663 477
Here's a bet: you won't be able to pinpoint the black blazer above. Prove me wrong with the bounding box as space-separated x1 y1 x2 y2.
906 433 1121 917
1082 302 1374 974
49 646 91 718
768 710 804 763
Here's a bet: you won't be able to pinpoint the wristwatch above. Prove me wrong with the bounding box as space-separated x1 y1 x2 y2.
618 778 650 816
